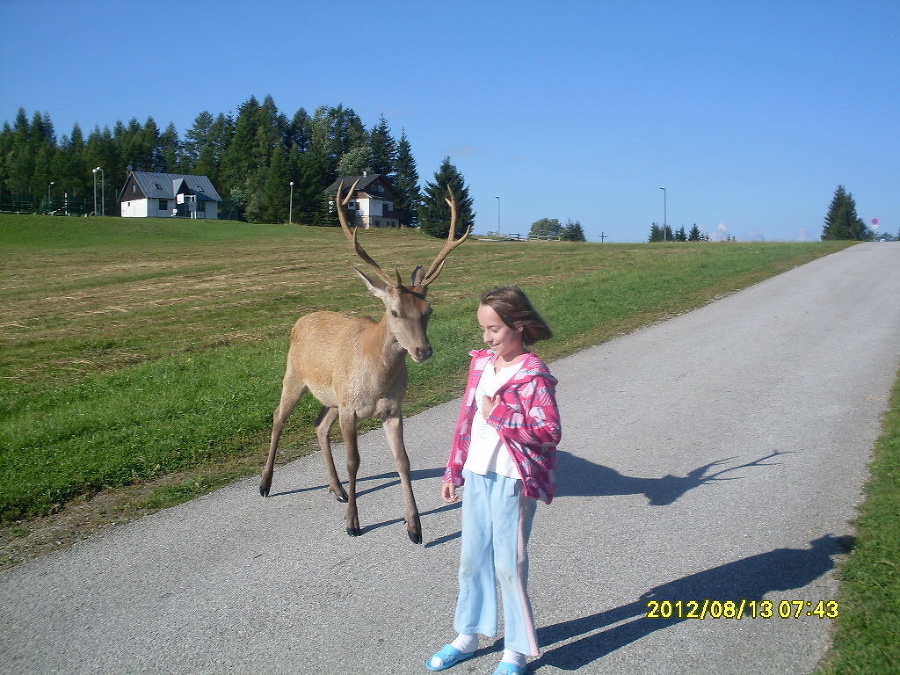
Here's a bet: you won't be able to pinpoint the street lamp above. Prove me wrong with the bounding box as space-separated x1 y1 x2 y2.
289 181 294 224
47 181 55 213
94 167 105 215
92 168 99 216
658 186 667 241
494 195 500 233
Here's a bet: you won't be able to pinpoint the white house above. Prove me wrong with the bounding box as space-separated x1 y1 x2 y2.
326 174 403 228
120 171 222 219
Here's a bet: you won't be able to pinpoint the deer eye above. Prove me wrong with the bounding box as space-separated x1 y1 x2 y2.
391 310 400 318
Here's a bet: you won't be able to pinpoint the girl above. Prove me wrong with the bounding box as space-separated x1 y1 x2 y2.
427 287 561 675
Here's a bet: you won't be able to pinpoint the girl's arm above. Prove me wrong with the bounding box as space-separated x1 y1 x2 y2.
486 375 561 447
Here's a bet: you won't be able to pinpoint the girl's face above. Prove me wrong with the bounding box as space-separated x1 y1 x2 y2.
477 303 525 361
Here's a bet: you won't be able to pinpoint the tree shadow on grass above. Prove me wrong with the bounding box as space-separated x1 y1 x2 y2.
527 533 853 672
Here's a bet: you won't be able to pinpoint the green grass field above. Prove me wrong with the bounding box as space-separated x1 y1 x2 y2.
1 215 895 671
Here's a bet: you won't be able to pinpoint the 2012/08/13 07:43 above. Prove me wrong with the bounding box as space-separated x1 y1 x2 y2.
645 599 840 620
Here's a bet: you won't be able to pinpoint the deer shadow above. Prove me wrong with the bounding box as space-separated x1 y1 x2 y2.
267 466 444 499
490 534 853 672
556 450 787 505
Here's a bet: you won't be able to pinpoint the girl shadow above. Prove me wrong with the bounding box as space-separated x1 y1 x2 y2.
530 533 853 671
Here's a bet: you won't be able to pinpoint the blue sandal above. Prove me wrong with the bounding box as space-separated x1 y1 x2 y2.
492 663 526 675
426 644 475 671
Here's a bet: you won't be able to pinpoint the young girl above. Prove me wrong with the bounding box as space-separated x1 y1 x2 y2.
427 287 561 675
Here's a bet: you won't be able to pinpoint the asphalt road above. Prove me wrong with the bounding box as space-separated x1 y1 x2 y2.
2 243 898 675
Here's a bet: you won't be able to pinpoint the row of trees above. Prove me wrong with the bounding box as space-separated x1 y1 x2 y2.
645 186 892 243
0 99 475 233
648 223 709 242
527 217 586 241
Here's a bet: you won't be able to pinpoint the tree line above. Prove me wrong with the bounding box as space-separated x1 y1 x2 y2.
645 185 891 243
0 97 475 234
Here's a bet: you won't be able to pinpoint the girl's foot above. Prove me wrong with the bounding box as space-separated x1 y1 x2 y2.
425 644 475 671
492 662 526 675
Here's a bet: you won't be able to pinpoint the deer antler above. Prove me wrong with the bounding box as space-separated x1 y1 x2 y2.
334 180 395 287
420 185 471 288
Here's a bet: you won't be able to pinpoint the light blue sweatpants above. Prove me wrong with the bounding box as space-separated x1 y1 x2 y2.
454 470 539 656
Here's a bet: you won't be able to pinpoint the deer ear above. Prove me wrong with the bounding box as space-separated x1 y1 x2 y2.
355 267 390 300
410 265 426 288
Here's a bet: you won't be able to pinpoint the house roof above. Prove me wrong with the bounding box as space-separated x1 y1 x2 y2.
325 174 396 198
128 171 222 202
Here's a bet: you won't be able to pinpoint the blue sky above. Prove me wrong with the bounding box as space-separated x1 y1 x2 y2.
1 0 897 242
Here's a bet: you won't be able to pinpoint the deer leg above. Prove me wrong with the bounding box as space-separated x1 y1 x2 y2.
315 406 348 502
338 409 362 537
260 373 308 497
383 415 422 544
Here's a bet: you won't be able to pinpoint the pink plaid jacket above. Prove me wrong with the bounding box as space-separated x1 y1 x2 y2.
443 349 562 504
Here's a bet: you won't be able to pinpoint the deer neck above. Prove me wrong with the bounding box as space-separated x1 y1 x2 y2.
370 313 407 367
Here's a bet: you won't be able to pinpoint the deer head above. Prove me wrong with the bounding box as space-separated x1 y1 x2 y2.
334 180 470 363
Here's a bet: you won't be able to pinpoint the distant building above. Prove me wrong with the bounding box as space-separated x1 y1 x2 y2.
120 171 222 219
325 173 403 228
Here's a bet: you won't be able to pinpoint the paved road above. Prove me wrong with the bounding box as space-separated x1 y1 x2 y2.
2 243 898 675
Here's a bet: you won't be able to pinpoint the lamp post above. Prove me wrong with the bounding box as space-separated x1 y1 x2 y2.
494 195 500 233
289 181 294 224
658 186 667 241
92 168 99 216
94 167 105 215
47 181 54 213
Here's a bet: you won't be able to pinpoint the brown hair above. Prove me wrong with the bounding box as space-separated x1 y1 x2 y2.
480 286 553 346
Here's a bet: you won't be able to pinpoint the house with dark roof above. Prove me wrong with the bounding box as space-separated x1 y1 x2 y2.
120 171 223 219
325 173 403 228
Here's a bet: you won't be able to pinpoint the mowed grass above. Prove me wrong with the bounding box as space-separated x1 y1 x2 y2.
815 374 900 674
0 215 851 524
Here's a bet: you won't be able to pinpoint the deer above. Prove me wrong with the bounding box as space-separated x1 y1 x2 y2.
259 180 469 543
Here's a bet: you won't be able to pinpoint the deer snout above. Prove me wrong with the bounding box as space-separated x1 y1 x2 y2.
412 344 433 363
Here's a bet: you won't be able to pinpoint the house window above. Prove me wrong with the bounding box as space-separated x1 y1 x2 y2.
154 183 164 190
159 199 168 211
197 201 206 214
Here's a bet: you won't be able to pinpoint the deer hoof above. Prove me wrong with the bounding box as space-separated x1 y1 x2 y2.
330 487 349 503
346 525 362 537
259 485 270 498
407 515 423 544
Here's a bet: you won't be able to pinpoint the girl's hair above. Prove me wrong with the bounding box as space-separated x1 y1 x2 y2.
480 286 553 346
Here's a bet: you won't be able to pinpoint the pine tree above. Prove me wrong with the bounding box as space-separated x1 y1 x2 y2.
822 185 868 240
688 224 701 241
393 131 421 227
562 219 586 241
369 114 397 177
419 157 474 238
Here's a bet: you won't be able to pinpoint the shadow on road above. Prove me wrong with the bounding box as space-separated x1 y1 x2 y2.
527 533 853 672
556 450 787 505
266 466 445 498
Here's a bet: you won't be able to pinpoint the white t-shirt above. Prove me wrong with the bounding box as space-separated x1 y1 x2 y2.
464 361 523 479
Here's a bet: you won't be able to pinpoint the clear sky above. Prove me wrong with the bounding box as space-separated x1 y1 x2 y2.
1 0 897 242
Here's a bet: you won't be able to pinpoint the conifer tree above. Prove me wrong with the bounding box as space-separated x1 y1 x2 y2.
822 185 868 240
419 157 474 238
369 114 397 177
688 224 701 241
393 130 421 227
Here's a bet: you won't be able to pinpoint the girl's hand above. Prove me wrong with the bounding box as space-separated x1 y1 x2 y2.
481 394 500 419
441 482 460 504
